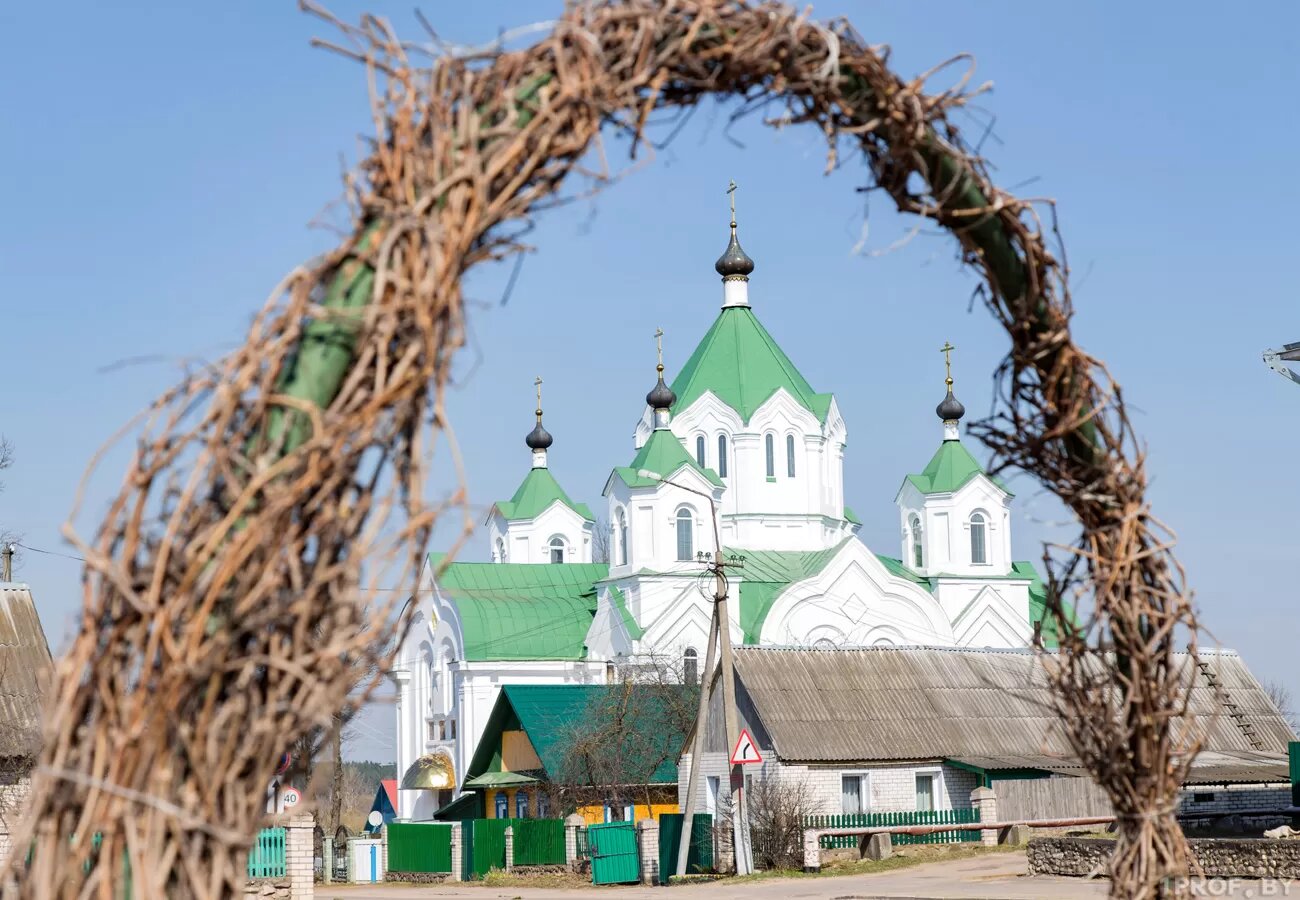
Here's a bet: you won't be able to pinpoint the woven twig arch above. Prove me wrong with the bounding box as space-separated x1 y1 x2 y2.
9 2 1199 898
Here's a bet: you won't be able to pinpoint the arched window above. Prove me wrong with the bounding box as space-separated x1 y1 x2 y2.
617 510 628 566
970 512 987 564
765 434 775 477
695 435 706 468
683 648 698 685
909 514 924 569
676 507 694 561
717 434 728 478
495 537 506 563
549 537 565 564
786 434 796 477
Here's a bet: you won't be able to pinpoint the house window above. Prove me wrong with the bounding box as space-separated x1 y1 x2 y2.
538 793 551 818
841 774 868 815
717 435 728 478
786 434 796 477
909 514 924 568
617 510 628 566
549 537 565 564
915 773 937 812
683 648 698 685
705 776 720 813
695 435 706 467
676 508 694 561
764 434 775 477
970 512 987 564
515 790 530 818
494 792 508 819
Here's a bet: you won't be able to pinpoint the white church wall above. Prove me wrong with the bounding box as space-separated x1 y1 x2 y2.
935 580 1033 647
487 501 592 565
897 475 1012 578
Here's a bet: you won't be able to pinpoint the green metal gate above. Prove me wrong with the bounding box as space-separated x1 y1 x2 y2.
386 822 453 874
247 827 287 878
658 813 712 878
588 822 639 885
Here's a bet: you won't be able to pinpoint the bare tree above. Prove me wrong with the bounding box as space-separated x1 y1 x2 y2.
549 654 697 816
591 514 611 564
1264 680 1298 734
747 776 819 871
0 436 17 557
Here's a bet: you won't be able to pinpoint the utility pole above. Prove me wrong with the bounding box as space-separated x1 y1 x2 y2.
1 543 13 582
637 468 753 876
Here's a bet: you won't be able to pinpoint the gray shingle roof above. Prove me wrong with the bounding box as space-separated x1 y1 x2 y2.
733 645 1295 782
0 584 54 761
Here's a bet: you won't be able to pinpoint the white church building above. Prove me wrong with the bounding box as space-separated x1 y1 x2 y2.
390 206 1057 820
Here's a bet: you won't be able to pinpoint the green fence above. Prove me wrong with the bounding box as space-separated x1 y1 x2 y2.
512 819 565 866
805 809 980 849
387 822 454 874
658 813 713 877
247 827 287 878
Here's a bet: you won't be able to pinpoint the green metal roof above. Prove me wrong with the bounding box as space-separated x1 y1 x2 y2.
492 466 594 522
1018 561 1076 649
464 684 687 787
462 771 538 788
429 555 607 661
904 439 1012 497
611 428 724 489
729 541 850 644
606 585 645 640
669 306 833 424
843 505 862 526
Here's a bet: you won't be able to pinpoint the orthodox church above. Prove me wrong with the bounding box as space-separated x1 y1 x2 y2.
391 201 1055 820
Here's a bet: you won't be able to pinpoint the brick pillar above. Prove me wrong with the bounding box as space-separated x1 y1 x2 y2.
971 786 998 847
504 825 514 873
636 818 659 885
285 813 315 899
449 822 463 882
564 814 585 869
321 835 333 885
378 824 388 878
802 827 820 873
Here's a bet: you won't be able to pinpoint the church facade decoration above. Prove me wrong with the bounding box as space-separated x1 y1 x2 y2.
391 196 1051 820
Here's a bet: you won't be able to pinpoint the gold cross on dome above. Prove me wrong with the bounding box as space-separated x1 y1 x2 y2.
939 341 955 387
654 328 664 368
534 376 543 419
727 180 738 227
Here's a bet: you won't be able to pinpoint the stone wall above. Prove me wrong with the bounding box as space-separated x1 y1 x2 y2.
1029 837 1300 879
0 771 31 872
679 753 977 815
243 879 292 899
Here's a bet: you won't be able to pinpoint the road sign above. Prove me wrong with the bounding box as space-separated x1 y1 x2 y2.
729 728 763 765
282 786 301 808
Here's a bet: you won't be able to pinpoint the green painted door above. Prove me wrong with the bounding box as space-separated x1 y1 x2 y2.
588 822 639 885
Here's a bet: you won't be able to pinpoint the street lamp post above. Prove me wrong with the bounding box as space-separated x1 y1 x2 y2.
635 469 753 877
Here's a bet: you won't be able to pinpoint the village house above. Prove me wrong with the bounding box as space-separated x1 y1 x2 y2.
680 646 1297 820
449 684 687 825
391 201 1064 821
0 582 55 868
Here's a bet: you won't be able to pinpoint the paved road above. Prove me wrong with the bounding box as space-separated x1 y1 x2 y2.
320 852 1111 899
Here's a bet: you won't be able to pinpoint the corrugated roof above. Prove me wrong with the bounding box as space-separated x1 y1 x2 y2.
733 646 1295 783
465 685 687 788
429 557 607 661
612 429 724 490
0 584 54 760
903 439 1012 497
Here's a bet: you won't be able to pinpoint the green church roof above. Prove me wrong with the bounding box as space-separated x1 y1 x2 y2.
904 439 1013 497
730 541 851 644
606 585 646 640
464 684 687 786
429 554 607 660
611 428 725 490
669 306 833 424
493 466 594 522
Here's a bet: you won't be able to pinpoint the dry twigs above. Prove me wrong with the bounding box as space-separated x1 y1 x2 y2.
10 2 1197 897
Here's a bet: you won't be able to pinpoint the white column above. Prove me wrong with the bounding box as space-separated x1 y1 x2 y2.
285 812 315 899
971 786 998 847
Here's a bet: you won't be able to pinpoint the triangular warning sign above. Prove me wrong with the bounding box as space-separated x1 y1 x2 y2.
729 728 763 765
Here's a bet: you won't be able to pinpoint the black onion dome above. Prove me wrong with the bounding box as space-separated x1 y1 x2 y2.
714 228 755 278
936 389 965 422
525 413 553 450
646 367 677 410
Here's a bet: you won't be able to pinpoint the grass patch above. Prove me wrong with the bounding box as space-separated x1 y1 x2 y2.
480 868 594 889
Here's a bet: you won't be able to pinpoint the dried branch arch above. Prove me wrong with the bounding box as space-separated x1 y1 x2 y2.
10 2 1200 898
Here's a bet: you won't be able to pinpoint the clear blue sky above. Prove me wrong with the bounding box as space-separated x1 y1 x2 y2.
4 2 1298 763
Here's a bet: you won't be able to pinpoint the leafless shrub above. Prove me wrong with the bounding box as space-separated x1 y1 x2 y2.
747 776 818 871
